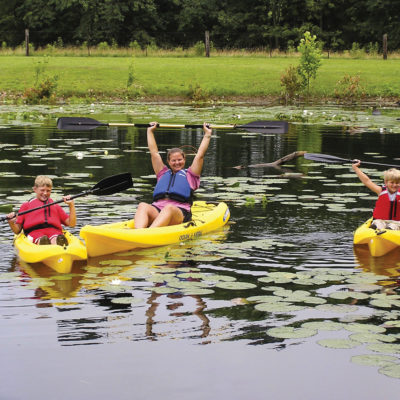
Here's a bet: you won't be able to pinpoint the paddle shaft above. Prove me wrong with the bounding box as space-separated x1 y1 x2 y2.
57 117 288 133
304 153 400 169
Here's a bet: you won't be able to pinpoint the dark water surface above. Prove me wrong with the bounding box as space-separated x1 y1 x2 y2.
0 104 399 399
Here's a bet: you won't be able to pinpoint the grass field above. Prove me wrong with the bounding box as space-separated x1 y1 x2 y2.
0 55 399 103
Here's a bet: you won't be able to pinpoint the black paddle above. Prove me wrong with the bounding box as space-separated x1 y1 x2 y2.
304 153 400 168
0 172 133 222
56 117 289 134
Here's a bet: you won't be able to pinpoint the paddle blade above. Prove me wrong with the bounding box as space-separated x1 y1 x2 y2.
90 173 133 195
57 117 107 131
238 120 289 134
304 153 351 164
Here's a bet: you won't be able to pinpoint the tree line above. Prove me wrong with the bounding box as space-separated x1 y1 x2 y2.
0 0 399 52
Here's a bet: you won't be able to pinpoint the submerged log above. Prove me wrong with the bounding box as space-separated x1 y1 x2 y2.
232 151 307 169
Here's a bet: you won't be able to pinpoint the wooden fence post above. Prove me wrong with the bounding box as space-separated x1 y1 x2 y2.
383 34 388 60
205 31 210 57
25 29 29 56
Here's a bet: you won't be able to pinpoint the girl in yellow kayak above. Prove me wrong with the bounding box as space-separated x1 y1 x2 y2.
352 160 400 230
134 122 212 228
7 175 76 245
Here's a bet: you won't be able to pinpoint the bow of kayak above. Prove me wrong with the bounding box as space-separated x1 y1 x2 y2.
14 230 88 273
353 218 400 257
80 201 230 258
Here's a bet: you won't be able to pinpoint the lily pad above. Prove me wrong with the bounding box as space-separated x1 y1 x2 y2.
255 302 306 313
317 339 360 349
99 259 133 266
367 343 400 354
379 364 400 379
351 354 399 367
216 281 256 290
349 332 397 344
267 326 318 339
111 297 144 304
316 304 359 313
301 321 345 331
345 323 386 334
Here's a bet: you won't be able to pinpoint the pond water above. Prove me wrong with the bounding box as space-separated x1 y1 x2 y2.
0 103 400 399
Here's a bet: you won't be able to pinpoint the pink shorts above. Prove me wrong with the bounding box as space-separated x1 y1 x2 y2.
27 228 63 244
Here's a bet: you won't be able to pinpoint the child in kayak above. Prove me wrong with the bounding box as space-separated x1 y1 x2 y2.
134 121 212 228
352 160 400 230
6 175 76 245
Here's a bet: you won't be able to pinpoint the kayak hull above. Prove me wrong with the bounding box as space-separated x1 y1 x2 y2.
353 218 400 257
14 230 87 273
80 201 230 257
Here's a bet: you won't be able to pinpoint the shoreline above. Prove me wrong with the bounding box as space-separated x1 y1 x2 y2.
2 93 400 108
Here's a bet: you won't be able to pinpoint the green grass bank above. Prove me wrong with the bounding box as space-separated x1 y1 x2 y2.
0 56 399 104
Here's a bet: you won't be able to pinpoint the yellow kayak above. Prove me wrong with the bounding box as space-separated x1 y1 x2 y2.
14 230 88 273
353 218 400 257
80 201 230 257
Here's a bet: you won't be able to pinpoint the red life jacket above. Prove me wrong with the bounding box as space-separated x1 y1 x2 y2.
16 198 69 235
373 187 400 220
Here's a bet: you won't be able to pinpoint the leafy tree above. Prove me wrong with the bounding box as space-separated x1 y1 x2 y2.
297 31 322 94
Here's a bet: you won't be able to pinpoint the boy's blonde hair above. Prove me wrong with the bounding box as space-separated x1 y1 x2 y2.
384 168 400 183
34 175 53 188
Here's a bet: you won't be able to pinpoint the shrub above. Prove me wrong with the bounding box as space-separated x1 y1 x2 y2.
98 41 109 51
280 65 303 103
334 74 363 101
24 76 58 104
349 42 364 58
187 83 210 102
192 41 205 56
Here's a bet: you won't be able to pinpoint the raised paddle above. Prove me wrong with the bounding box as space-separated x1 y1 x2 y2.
304 153 400 168
0 172 133 222
56 117 289 134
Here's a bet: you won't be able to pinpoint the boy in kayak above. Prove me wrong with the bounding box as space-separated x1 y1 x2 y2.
134 121 212 228
6 175 76 245
352 160 400 230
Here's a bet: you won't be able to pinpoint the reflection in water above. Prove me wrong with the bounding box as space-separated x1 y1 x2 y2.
353 245 400 289
1 108 400 387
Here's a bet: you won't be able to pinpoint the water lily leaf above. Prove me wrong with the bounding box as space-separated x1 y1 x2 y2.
255 302 306 313
102 267 123 275
150 286 178 294
268 271 298 279
247 295 283 303
384 320 400 328
111 296 144 304
350 332 397 344
216 281 256 290
379 364 400 379
99 259 133 266
329 291 370 300
351 354 398 367
345 323 387 334
182 288 215 295
292 278 326 286
316 304 359 313
301 321 345 331
367 343 400 354
177 272 208 280
317 339 360 349
101 284 131 293
169 281 208 289
267 326 318 339
0 272 20 281
258 276 292 284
